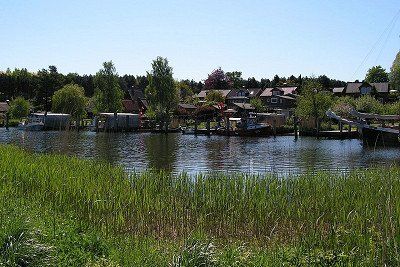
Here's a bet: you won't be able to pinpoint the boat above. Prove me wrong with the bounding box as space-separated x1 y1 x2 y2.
18 118 45 131
216 116 272 137
360 125 399 147
235 117 272 136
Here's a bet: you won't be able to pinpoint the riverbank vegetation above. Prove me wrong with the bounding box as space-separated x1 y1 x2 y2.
1 144 400 266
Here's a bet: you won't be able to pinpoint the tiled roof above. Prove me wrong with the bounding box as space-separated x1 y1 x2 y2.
122 99 135 113
260 88 275 97
248 88 263 97
233 102 255 110
345 82 389 94
332 87 345 93
197 89 232 98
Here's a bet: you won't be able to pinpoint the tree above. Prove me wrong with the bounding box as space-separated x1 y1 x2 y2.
355 95 383 114
9 97 30 120
35 66 64 111
145 57 178 130
226 71 243 88
365 65 389 83
52 84 87 120
390 51 400 91
245 77 260 88
250 97 265 113
205 90 224 104
94 61 123 113
176 81 194 102
295 80 333 131
204 68 232 90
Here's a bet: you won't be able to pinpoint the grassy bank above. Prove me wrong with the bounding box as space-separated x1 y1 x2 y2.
1 144 400 266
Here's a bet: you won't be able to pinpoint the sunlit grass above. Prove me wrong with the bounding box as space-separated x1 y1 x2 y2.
1 144 399 265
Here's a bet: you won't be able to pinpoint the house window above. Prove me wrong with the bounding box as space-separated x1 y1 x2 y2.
272 91 280 96
360 87 371 95
271 98 277 103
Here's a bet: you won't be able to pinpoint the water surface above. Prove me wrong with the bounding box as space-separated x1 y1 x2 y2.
0 128 398 176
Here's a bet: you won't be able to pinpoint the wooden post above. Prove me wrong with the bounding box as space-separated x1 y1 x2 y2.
194 119 198 135
273 118 276 137
348 124 351 133
113 112 118 132
206 119 210 135
294 116 298 140
5 113 9 130
95 117 99 132
226 117 230 135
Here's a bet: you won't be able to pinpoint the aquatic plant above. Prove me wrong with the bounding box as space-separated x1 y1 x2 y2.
1 144 400 265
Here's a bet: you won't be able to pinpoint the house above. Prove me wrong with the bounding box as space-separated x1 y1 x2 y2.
247 88 264 98
122 99 135 113
344 82 390 100
128 89 148 113
225 88 250 108
332 87 345 96
196 89 231 103
232 102 255 117
260 87 298 110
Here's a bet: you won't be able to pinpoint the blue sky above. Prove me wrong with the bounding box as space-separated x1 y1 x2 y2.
1 0 399 82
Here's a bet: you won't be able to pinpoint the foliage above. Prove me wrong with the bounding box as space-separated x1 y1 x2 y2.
365 65 389 83
176 81 194 103
205 90 224 104
355 95 383 113
94 61 123 113
390 51 400 91
52 83 87 120
295 80 333 128
204 68 232 90
145 57 178 129
331 96 356 118
35 66 65 111
171 240 216 267
226 71 243 89
249 97 265 113
9 97 30 119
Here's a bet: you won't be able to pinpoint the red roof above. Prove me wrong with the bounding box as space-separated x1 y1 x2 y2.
122 99 135 113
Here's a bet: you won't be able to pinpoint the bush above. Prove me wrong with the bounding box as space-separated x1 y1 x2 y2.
9 97 30 120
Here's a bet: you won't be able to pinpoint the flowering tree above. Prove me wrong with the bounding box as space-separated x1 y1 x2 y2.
204 68 232 90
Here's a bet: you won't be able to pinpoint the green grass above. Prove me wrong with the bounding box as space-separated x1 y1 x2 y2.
1 144 400 266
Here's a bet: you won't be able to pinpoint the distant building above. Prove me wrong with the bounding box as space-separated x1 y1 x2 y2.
225 88 250 108
128 89 148 113
260 87 298 110
196 89 231 103
340 82 390 101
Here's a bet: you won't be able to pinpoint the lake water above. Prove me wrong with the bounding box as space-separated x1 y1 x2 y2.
0 128 398 176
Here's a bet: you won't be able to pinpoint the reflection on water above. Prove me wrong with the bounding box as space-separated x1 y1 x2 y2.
0 128 398 176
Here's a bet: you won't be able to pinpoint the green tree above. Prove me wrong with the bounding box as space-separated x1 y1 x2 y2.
94 61 123 113
145 57 178 130
250 97 265 113
52 84 87 120
355 95 383 114
390 51 400 91
205 90 224 104
295 80 333 131
365 65 389 83
176 81 194 103
9 97 30 120
226 71 243 89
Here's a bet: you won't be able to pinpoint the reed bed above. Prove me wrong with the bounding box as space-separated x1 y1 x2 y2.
1 144 400 264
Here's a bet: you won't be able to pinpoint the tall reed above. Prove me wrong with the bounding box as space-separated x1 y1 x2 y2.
1 144 399 263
